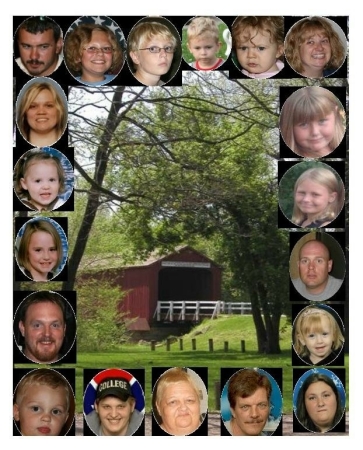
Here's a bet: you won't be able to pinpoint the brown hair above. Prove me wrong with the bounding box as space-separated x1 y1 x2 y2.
64 23 123 75
228 369 272 409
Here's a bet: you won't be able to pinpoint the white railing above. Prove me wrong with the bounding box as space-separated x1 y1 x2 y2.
153 301 252 321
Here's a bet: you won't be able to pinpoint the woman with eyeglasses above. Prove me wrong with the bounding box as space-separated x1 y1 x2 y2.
64 23 123 86
128 20 180 86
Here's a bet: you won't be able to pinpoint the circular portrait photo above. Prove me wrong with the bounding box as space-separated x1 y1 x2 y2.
279 161 345 228
64 16 125 86
293 368 346 433
15 217 68 282
289 232 345 302
292 304 345 366
127 16 182 86
182 16 230 71
221 368 282 436
231 16 285 79
84 368 145 436
13 291 76 364
13 368 75 436
14 147 74 212
16 77 67 148
152 367 208 436
285 16 347 78
13 16 64 77
279 86 346 158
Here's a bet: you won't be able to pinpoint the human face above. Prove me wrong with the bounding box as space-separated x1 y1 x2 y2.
157 381 200 435
20 161 60 210
230 387 270 436
17 28 62 76
80 30 113 82
25 89 59 138
299 32 332 77
131 37 174 85
298 241 332 295
95 396 135 436
295 179 336 219
299 316 334 364
187 36 221 69
13 384 68 436
27 231 58 281
293 111 336 157
304 381 337 432
19 301 65 363
235 29 283 75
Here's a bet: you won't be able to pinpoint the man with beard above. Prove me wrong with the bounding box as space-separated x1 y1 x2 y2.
17 291 66 363
15 16 63 77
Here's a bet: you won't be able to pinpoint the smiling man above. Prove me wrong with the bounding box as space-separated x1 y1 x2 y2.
86 377 143 436
291 239 343 302
15 16 63 77
18 291 67 363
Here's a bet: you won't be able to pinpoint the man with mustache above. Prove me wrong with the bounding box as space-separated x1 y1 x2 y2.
225 369 272 436
17 291 66 363
15 16 63 77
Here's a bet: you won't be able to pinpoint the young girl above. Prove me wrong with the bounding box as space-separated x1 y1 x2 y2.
128 20 179 86
291 167 344 228
14 149 67 211
285 16 346 78
231 16 284 79
64 23 123 86
279 86 346 158
16 218 65 282
293 306 344 366
16 80 67 147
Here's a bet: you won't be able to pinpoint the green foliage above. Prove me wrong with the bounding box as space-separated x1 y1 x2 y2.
75 278 132 351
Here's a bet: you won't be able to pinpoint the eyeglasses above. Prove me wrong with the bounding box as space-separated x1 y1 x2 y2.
83 46 114 54
138 46 175 54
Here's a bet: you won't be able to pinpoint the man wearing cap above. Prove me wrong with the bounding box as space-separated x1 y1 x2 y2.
86 377 144 436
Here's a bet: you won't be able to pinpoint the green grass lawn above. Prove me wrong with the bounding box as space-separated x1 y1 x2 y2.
14 315 349 415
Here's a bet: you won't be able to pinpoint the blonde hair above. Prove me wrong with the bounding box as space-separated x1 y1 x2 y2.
285 16 346 75
14 149 66 201
292 167 345 226
14 368 71 411
187 17 220 42
64 23 123 75
16 219 63 274
17 82 67 142
153 367 201 424
293 306 344 359
280 86 346 156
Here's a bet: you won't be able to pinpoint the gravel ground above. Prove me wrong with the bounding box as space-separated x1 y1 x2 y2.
75 413 349 436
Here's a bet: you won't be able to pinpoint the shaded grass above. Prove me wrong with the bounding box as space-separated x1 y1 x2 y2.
15 315 349 415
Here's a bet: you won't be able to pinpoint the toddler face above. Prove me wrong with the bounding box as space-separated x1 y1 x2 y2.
20 161 60 210
293 111 336 157
299 316 334 364
187 35 221 68
235 28 283 74
14 384 68 436
80 30 113 81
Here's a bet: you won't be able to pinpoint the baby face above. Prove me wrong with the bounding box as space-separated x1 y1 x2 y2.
235 28 283 75
299 316 334 364
14 384 69 436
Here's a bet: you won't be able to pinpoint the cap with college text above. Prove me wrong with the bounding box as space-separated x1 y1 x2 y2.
96 377 132 402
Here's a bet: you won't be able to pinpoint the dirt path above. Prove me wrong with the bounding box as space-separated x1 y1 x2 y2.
76 413 349 436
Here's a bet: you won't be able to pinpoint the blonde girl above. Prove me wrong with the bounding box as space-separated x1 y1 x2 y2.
14 149 66 211
292 167 344 228
279 86 346 158
16 219 65 281
16 81 67 147
293 306 344 365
